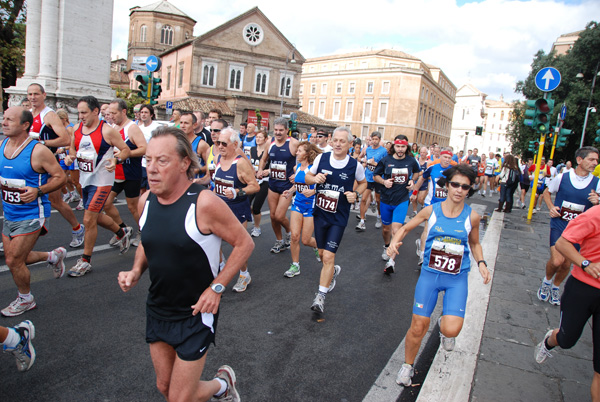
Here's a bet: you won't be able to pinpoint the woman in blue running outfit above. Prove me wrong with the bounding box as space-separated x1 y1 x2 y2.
282 142 322 277
387 164 491 387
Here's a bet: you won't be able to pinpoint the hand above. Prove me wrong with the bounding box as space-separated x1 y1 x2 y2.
106 158 116 173
191 287 221 315
387 241 403 259
344 191 357 204
313 173 327 184
583 262 600 279
548 206 561 218
225 188 236 199
64 154 74 166
406 180 414 192
479 263 491 285
589 189 599 205
410 194 417 202
118 270 141 292
19 187 37 204
283 190 292 199
384 178 393 189
302 189 314 197
368 158 375 165
289 174 296 184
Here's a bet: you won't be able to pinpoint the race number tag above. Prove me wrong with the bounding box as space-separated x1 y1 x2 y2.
560 201 584 222
391 168 408 184
0 177 26 204
76 152 94 173
434 180 447 199
244 146 252 157
208 163 216 180
214 177 234 197
295 183 310 194
270 162 287 180
316 190 340 213
367 163 377 172
471 161 478 169
428 240 464 274
478 165 485 174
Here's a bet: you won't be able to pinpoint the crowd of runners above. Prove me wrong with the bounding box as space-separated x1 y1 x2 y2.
2 84 600 401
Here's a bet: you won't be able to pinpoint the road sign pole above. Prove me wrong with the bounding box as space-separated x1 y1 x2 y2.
147 72 153 104
527 134 546 223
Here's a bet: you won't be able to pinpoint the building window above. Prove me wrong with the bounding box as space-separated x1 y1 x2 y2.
347 62 354 69
140 25 147 42
308 100 315 115
160 25 174 45
336 82 342 94
318 101 326 118
349 82 355 94
378 101 388 122
346 101 353 120
321 83 328 94
364 101 372 121
178 63 184 88
382 81 390 94
499 124 502 131
361 126 369 138
333 101 341 120
333 63 339 70
361 61 368 69
500 111 505 120
166 67 171 91
366 81 374 94
228 65 244 91
242 23 264 46
299 84 304 96
255 69 269 94
202 62 217 87
309 66 316 73
322 64 328 72
310 84 316 94
377 127 385 136
280 74 293 97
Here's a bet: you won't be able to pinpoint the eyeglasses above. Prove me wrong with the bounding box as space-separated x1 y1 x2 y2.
316 134 326 138
211 128 222 133
448 181 472 191
215 140 229 147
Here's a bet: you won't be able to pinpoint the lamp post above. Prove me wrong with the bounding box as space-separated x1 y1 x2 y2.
279 46 296 116
577 61 600 147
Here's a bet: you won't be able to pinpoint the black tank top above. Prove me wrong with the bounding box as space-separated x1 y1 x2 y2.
140 182 222 321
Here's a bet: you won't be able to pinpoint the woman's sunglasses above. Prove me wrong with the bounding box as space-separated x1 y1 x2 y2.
448 181 471 191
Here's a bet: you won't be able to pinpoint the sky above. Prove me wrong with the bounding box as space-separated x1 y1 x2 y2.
111 0 599 103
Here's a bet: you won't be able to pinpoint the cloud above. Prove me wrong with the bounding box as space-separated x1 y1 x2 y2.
111 0 600 101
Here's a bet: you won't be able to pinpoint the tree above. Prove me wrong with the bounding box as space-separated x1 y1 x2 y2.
512 21 600 162
114 87 146 118
0 0 26 111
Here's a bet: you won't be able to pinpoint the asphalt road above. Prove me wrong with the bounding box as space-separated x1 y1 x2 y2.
0 194 499 401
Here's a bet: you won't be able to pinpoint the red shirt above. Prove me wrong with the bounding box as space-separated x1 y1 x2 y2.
562 205 600 289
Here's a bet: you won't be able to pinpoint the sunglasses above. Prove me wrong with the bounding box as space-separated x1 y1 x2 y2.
215 141 229 147
211 128 222 133
316 134 326 138
449 181 472 191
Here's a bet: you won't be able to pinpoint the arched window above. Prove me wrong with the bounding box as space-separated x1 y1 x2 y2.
160 25 174 45
140 25 147 42
280 77 292 97
255 71 269 94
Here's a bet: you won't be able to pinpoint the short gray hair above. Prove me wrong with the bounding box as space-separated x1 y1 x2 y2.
221 127 241 146
150 126 200 180
274 117 288 128
333 126 353 142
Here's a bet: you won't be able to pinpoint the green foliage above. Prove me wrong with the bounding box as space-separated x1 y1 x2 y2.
512 21 600 162
0 0 26 110
114 88 146 118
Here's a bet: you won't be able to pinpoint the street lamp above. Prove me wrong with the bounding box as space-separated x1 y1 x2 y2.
577 61 600 147
279 46 296 116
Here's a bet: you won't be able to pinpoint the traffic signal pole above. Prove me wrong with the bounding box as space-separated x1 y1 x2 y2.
527 133 545 223
147 72 153 104
549 114 562 160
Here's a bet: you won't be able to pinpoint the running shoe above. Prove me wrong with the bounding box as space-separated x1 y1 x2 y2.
75 199 84 210
534 329 554 364
0 242 4 253
62 192 72 202
396 363 414 386
284 263 300 278
412 210 418 217
270 240 284 254
284 232 291 249
250 227 261 237
314 247 321 262
328 265 341 292
418 253 424 266
384 259 395 274
1 296 37 317
370 201 377 213
549 287 561 306
70 224 85 248
3 320 36 372
214 365 240 402
381 245 390 261
415 239 421 257
232 273 251 292
355 221 366 232
70 192 81 203
116 227 133 254
49 247 67 279
522 204 526 210
311 292 325 313
438 317 456 351
68 259 92 277
537 281 551 302
109 234 120 246
481 192 485 198
536 207 541 211
375 216 382 229
131 231 142 247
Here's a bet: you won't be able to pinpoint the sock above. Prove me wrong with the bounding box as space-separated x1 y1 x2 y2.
18 292 32 301
544 338 555 350
318 286 329 294
72 224 81 231
292 262 300 266
543 277 552 286
47 251 58 264
1 328 20 347
377 214 381 218
82 254 92 263
214 378 227 397
119 222 127 229
116 228 125 239
239 270 249 278
384 244 389 248
360 219 365 224
551 283 559 290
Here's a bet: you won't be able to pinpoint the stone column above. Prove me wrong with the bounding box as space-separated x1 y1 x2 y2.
23 0 42 79
37 0 60 87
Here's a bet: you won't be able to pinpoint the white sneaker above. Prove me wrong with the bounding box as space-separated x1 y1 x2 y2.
68 259 92 277
381 245 390 261
116 227 133 254
69 192 81 203
384 259 395 274
232 273 251 292
328 265 341 292
70 224 85 248
415 239 421 257
396 363 414 386
131 231 141 247
1 296 37 317
75 199 84 210
62 192 72 203
250 227 261 237
534 329 554 364
4 320 36 372
375 216 382 229
49 247 67 278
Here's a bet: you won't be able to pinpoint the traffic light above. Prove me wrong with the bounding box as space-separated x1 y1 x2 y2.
595 122 600 143
289 119 298 132
136 74 150 100
150 77 162 105
524 100 536 128
528 141 537 152
556 128 573 148
533 98 551 134
475 126 483 135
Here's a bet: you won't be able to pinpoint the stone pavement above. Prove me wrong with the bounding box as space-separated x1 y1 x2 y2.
418 206 594 402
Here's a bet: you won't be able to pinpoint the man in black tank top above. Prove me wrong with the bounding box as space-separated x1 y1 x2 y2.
118 126 253 402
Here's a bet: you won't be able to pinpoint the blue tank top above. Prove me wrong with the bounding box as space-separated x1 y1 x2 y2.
0 139 50 221
365 146 388 182
242 135 257 157
551 172 599 232
293 163 315 204
191 136 205 179
214 155 247 205
121 129 141 180
422 202 472 275
424 163 451 206
313 153 358 226
268 138 295 182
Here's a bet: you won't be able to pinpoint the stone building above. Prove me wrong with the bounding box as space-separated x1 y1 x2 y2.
551 30 583 56
299 49 456 145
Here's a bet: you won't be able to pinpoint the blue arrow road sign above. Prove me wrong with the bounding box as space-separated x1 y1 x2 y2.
535 67 561 92
146 55 161 72
560 104 567 120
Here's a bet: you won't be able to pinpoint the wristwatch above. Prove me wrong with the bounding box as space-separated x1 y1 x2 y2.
582 260 591 269
210 283 226 294
37 187 44 198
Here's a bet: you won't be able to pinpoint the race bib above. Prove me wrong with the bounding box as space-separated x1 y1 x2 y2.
471 160 478 169
214 177 234 197
428 240 464 274
559 201 585 222
208 163 216 180
316 189 340 213
391 168 408 184
0 177 26 204
270 162 287 181
295 183 310 194
434 180 447 199
478 165 485 174
244 146 252 157
76 151 94 173
485 164 494 175
367 163 377 172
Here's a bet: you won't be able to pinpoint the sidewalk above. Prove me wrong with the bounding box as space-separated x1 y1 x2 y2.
418 207 593 401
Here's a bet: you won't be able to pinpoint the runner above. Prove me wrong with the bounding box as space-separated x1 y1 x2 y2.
518 158 533 208
305 127 366 313
138 105 160 195
248 130 270 238
56 109 82 209
389 164 491 386
282 142 322 278
411 146 429 216
373 135 421 274
537 146 600 306
356 131 388 231
467 148 481 193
